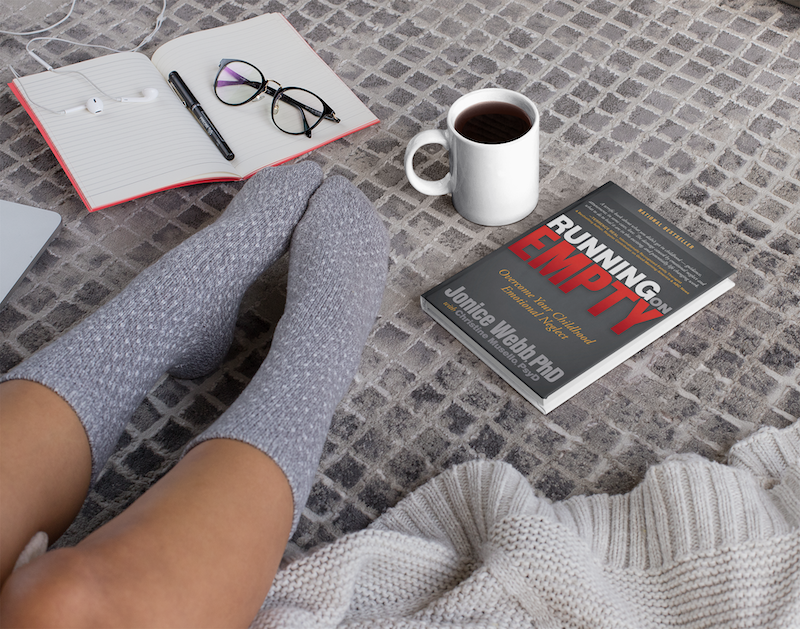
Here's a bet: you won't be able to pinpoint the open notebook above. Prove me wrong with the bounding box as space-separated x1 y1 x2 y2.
9 14 379 211
0 201 62 309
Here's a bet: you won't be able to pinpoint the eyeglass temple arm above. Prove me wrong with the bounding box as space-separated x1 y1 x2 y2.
299 108 312 138
274 90 340 123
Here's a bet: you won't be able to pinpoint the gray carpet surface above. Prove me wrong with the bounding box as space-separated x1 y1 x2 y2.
1 0 798 555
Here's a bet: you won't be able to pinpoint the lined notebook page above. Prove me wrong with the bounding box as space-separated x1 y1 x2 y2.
150 13 379 177
14 53 237 210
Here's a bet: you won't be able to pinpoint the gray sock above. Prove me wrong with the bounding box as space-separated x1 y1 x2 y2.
1 162 324 484
185 176 389 533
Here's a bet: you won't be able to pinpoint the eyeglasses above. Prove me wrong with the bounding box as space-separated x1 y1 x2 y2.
213 59 340 138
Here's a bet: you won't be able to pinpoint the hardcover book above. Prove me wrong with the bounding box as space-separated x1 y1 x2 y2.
421 182 736 414
9 14 379 211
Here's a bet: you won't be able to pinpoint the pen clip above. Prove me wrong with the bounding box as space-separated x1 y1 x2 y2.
167 79 186 106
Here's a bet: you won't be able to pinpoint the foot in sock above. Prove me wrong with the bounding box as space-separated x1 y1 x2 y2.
0 162 324 484
186 175 389 533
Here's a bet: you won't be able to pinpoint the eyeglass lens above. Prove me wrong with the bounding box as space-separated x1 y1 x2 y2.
272 88 326 136
215 61 264 105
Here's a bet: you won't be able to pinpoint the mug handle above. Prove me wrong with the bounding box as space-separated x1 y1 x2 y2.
404 129 452 196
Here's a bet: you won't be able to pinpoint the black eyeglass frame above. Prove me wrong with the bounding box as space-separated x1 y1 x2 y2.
213 59 340 138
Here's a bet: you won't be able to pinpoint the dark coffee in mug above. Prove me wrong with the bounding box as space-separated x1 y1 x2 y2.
454 101 532 144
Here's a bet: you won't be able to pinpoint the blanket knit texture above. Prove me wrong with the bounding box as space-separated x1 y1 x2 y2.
255 421 800 628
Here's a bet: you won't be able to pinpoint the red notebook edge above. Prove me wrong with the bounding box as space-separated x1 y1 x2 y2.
9 81 96 211
9 81 380 212
242 117 381 178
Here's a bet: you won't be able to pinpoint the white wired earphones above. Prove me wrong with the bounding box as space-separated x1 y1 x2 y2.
61 88 159 115
3 0 167 114
12 68 160 116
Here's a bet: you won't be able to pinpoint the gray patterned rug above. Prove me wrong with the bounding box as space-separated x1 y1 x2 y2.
1 0 798 557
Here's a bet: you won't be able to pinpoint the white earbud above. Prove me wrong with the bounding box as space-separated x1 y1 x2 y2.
117 88 158 103
62 97 104 115
59 89 157 115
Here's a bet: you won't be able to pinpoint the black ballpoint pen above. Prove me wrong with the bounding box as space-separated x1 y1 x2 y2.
168 71 235 161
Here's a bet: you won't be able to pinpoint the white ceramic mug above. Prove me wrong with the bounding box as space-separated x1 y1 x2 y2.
404 88 539 226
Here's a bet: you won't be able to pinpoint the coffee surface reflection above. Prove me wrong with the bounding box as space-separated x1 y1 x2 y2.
454 102 532 144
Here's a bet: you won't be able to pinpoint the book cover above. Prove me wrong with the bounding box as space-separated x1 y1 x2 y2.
421 182 736 414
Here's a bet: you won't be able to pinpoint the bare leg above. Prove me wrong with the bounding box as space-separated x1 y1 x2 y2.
0 437 293 628
0 380 91 586
0 163 321 622
0 173 385 626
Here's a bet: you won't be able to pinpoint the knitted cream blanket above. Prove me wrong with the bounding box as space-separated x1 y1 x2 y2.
256 422 800 628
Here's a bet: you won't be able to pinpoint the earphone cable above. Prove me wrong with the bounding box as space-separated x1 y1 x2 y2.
5 0 168 114
3 0 168 71
0 0 78 36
